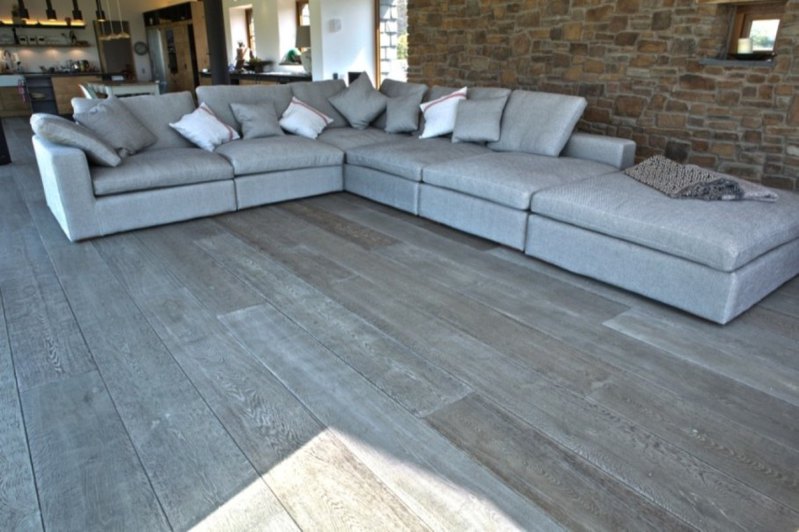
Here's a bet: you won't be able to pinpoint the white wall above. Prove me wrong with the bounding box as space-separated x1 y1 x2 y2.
310 0 375 82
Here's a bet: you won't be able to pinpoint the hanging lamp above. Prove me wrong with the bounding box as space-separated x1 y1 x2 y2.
17 0 30 20
72 0 83 22
45 0 57 20
114 0 128 39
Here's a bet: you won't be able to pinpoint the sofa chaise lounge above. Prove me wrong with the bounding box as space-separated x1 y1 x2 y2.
31 79 799 324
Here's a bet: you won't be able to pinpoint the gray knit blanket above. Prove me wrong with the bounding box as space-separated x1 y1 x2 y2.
624 155 778 202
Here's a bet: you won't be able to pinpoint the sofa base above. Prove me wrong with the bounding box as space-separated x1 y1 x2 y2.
525 215 799 324
235 166 343 210
344 165 420 214
419 185 528 250
94 180 236 239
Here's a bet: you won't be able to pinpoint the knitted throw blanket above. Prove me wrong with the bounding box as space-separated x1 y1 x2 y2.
624 155 778 202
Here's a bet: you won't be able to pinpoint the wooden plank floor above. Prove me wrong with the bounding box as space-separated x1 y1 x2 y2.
1 117 798 531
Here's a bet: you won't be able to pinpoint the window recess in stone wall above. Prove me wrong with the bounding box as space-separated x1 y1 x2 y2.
698 0 785 67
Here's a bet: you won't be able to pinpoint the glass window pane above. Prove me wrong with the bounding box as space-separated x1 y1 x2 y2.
749 19 780 51
377 0 408 83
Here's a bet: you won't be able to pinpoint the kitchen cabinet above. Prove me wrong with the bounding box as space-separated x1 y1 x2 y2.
0 86 29 117
144 2 209 93
52 75 102 115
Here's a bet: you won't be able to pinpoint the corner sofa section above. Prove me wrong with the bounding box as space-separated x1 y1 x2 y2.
31 79 799 324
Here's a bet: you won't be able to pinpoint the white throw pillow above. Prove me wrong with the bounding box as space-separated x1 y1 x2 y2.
419 87 467 139
169 102 240 151
279 97 334 139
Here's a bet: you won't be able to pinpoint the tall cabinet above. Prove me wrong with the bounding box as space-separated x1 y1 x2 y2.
143 1 209 93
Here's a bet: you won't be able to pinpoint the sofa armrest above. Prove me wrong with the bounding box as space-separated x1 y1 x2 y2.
562 132 636 170
32 135 102 241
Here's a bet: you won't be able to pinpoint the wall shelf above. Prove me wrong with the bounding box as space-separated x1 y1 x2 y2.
1 43 92 48
0 21 86 30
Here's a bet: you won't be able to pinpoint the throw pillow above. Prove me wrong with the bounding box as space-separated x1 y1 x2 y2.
73 96 157 157
30 113 122 167
230 102 285 139
385 93 424 133
452 96 508 144
169 102 240 151
372 78 427 132
418 87 467 139
279 97 334 139
328 72 387 129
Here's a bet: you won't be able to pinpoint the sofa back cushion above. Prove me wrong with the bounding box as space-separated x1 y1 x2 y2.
290 79 348 129
73 91 198 151
488 90 587 157
196 84 293 133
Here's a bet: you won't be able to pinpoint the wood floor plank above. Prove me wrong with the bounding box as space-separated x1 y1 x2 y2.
21 371 169 531
0 291 42 531
281 200 400 249
323 276 799 531
42 240 275 530
313 194 799 453
223 206 621 396
0 180 96 391
1 246 97 391
96 233 416 530
196 231 471 417
220 303 564 531
268 430 428 531
587 377 799 511
605 307 799 407
135 219 265 315
309 193 629 322
426 393 692 532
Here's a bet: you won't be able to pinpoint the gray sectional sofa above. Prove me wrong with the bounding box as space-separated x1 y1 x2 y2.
31 79 799 324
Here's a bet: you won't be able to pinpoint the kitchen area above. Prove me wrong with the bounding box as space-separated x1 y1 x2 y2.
0 0 217 119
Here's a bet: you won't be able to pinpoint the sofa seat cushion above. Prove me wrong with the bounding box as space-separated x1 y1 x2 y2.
317 127 403 151
531 172 799 272
215 136 344 176
346 137 490 182
92 148 234 196
424 152 616 210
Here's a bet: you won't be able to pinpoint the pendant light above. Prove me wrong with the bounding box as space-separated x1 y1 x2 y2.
45 0 57 20
72 0 83 22
114 0 128 39
17 0 30 20
95 0 105 20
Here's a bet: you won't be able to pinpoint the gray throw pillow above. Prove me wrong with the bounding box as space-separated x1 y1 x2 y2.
384 93 423 133
30 113 122 167
73 96 157 157
373 79 427 132
452 97 508 144
328 72 388 129
230 102 285 139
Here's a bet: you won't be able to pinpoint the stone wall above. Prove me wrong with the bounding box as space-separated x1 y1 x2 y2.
408 0 799 190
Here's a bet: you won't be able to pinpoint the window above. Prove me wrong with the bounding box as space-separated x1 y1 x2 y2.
729 2 784 53
296 1 310 27
375 0 408 83
245 7 256 56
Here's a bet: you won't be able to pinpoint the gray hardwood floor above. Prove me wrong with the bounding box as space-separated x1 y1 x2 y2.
1 117 798 531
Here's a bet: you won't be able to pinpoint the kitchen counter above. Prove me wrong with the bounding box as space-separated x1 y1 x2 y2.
200 71 312 85
22 71 102 77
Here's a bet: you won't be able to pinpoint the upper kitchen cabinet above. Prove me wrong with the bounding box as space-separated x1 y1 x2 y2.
143 1 208 94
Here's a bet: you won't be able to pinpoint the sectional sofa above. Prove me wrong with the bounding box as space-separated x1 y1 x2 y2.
31 79 799 324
